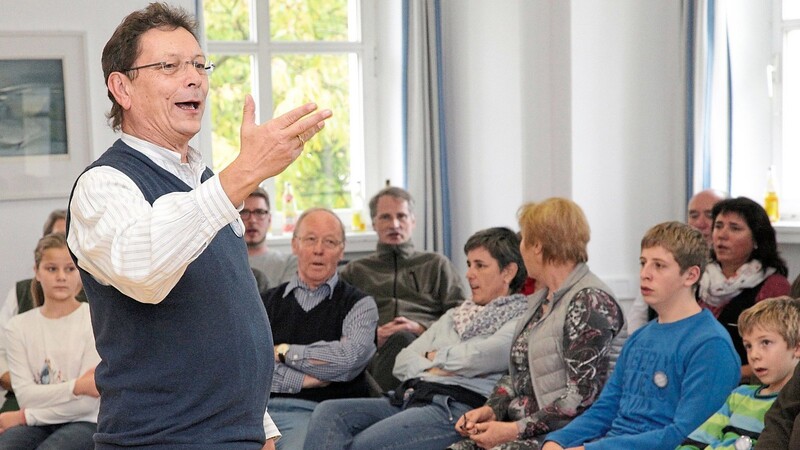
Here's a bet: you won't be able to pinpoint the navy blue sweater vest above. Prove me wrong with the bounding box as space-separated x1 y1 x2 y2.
67 140 273 449
263 280 369 402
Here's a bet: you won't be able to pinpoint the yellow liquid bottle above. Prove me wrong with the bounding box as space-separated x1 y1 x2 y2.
765 166 779 222
351 181 366 232
351 211 365 232
765 191 779 222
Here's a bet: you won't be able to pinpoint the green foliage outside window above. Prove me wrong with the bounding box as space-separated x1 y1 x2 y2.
269 0 350 41
205 0 251 41
204 0 357 211
208 54 252 172
271 53 352 210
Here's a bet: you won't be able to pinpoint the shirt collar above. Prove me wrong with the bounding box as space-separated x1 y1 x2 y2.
121 133 204 171
376 240 415 259
282 272 339 299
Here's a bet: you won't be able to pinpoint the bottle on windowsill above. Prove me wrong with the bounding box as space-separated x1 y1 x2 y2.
282 181 297 234
351 181 366 232
765 166 780 223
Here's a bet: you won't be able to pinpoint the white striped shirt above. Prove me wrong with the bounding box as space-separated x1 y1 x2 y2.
67 133 242 304
271 274 378 393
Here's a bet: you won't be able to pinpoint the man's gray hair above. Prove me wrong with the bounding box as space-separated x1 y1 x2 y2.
368 186 415 219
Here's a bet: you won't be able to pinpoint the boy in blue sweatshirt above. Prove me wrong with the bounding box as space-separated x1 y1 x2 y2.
543 221 741 450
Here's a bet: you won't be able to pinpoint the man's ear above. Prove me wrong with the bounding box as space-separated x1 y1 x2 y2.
107 72 133 110
683 265 701 286
792 343 800 359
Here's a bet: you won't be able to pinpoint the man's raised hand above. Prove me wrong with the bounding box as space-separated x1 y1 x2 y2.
220 95 332 205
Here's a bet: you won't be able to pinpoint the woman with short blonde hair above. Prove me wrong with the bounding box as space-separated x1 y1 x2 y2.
452 198 626 450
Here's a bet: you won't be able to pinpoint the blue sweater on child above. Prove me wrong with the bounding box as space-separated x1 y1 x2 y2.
545 309 740 450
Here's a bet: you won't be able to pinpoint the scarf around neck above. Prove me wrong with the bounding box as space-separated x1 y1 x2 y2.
452 293 528 341
698 259 775 309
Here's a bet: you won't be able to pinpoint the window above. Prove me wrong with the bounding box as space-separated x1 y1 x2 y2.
202 0 371 216
777 0 800 219
704 1 799 222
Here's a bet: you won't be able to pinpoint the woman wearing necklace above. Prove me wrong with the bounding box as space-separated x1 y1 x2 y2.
698 197 790 380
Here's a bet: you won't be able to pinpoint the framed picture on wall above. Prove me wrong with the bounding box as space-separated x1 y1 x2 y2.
0 32 91 200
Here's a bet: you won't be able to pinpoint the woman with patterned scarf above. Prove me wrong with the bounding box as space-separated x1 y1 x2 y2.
302 227 529 450
698 196 790 381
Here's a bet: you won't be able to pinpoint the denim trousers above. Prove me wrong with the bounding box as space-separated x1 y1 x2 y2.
0 421 96 450
270 397 319 450
303 394 471 450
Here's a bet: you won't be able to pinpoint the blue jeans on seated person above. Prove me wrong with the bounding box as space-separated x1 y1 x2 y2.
303 394 471 450
270 397 319 450
0 421 96 450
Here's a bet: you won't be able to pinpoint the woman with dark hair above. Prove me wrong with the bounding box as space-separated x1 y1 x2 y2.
699 196 790 378
303 227 529 449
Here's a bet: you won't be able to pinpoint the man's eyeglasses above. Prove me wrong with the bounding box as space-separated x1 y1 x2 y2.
123 60 215 76
295 235 342 250
239 209 270 220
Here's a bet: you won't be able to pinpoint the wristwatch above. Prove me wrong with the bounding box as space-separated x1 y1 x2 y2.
275 343 290 363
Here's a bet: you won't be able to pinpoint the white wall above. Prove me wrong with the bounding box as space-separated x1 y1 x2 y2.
0 0 195 297
440 1 527 270
571 1 686 299
442 0 686 303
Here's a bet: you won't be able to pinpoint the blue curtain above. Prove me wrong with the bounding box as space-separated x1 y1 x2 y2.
684 0 732 204
402 0 452 257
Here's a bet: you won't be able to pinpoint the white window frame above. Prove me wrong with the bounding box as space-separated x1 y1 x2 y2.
201 0 397 228
773 0 800 221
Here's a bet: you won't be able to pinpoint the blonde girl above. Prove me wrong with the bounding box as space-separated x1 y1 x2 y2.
0 233 99 449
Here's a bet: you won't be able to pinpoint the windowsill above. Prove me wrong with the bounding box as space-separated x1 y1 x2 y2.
775 221 800 244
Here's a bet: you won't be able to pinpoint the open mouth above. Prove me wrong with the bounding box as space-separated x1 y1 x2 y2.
176 101 200 110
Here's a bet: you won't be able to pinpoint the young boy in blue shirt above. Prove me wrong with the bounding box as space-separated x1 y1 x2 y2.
543 221 741 450
677 295 800 450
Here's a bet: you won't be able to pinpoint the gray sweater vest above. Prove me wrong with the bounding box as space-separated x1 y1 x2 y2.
512 263 627 408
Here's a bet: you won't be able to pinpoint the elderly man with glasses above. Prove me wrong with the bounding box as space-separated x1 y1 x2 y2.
66 3 330 449
262 207 378 450
243 187 298 290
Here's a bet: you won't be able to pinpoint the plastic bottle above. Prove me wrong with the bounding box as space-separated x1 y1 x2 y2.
282 181 297 234
351 182 366 232
765 166 780 222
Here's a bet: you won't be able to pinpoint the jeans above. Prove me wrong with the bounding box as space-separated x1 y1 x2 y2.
303 394 471 450
0 421 96 450
270 397 319 450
